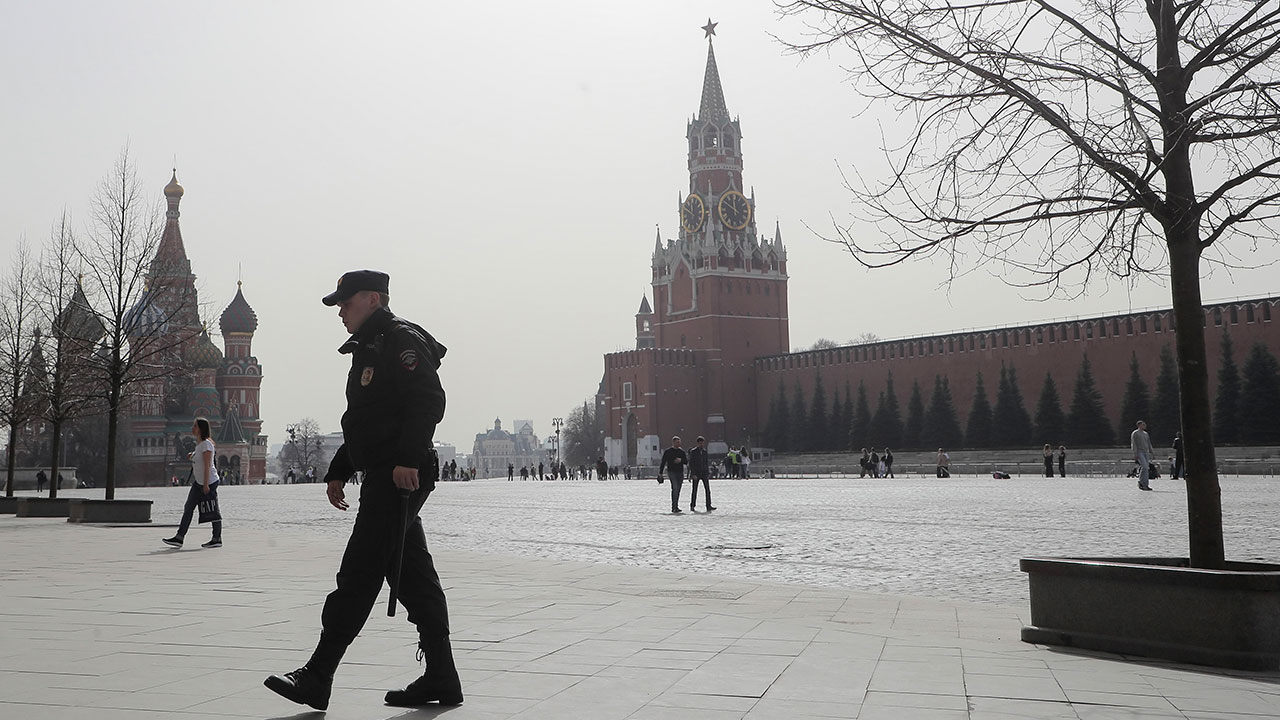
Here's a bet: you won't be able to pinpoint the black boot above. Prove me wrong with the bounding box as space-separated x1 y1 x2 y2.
384 635 463 706
264 666 333 711
264 633 344 710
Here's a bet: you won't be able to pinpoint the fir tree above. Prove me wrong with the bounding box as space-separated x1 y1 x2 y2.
964 372 994 448
809 374 829 452
1213 330 1241 445
840 381 854 450
1115 352 1151 444
850 380 872 449
1150 344 1181 445
879 371 904 449
870 391 887 447
1066 354 1113 446
827 389 844 453
1033 372 1065 445
992 363 1033 447
1240 343 1280 445
789 381 808 453
903 380 925 449
765 379 790 452
923 375 963 448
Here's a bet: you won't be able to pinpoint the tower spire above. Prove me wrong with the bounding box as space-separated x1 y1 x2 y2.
698 21 729 123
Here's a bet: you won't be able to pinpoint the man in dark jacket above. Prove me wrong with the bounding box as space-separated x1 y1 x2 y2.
688 436 714 512
266 270 462 711
657 436 688 514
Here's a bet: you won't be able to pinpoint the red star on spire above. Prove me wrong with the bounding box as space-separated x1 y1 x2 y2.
702 18 717 39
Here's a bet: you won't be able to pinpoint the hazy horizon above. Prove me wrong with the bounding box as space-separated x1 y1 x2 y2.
4 1 1277 455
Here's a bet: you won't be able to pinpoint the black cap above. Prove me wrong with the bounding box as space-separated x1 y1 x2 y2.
322 270 390 306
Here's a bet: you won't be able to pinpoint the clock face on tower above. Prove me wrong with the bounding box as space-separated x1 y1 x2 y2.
718 190 751 230
680 194 707 233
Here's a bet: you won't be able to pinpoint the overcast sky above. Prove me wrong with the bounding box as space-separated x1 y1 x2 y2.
3 1 1276 454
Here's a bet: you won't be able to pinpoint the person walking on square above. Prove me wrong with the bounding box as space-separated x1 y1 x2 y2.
1057 445 1067 478
883 448 895 478
869 448 881 478
658 436 688 513
1043 444 1055 478
688 436 715 511
936 448 951 478
860 448 870 478
265 271 461 711
1171 432 1184 480
162 417 222 549
36 469 46 492
739 446 751 479
538 461 544 481
1131 420 1154 491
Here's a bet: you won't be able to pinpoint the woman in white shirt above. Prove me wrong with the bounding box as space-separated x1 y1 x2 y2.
163 417 222 548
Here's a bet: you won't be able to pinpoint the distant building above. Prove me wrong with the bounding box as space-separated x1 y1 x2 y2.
471 418 542 477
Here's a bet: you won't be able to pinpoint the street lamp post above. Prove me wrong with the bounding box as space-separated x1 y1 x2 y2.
552 417 564 469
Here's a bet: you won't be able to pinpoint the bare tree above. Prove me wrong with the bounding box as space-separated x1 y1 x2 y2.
279 418 325 479
34 213 103 499
782 0 1280 568
0 240 35 497
78 147 192 499
560 400 604 467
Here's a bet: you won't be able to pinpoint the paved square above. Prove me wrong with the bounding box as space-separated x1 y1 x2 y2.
2 475 1278 718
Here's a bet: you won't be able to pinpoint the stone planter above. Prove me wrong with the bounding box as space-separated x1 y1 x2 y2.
67 499 152 523
1021 556 1280 671
15 497 72 518
0 496 18 514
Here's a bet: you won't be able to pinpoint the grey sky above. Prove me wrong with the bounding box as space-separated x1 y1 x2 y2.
3 1 1275 453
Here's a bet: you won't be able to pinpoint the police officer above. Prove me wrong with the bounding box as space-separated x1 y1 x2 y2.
265 270 462 710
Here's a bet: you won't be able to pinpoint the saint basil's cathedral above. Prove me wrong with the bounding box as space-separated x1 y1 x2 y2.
123 173 267 484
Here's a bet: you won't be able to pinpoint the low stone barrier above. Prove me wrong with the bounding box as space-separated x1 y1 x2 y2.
67 499 152 523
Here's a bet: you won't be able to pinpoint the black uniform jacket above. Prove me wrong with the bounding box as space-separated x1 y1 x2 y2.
324 307 446 483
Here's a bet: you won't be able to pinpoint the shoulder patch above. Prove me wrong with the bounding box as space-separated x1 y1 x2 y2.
399 348 419 371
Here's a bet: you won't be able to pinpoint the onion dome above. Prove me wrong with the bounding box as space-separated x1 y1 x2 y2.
219 282 258 334
188 326 223 369
164 169 184 198
123 289 169 338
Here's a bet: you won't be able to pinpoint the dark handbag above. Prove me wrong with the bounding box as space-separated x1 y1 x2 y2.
197 487 221 524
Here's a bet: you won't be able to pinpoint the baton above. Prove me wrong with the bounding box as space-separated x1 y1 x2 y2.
387 489 411 617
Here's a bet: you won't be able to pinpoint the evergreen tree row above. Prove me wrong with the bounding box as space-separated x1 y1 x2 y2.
762 338 1280 452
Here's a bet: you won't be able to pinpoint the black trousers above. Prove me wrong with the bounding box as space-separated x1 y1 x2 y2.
320 473 450 650
689 474 711 509
176 482 221 539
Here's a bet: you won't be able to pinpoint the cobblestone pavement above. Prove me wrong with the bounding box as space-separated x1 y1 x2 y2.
121 472 1280 608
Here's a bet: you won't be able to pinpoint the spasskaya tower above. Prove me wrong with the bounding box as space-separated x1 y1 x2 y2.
602 20 789 466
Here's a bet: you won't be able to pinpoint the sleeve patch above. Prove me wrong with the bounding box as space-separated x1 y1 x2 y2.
400 348 419 371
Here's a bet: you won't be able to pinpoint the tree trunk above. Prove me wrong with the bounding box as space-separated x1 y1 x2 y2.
4 425 16 498
47 420 62 500
105 384 120 501
1167 232 1225 568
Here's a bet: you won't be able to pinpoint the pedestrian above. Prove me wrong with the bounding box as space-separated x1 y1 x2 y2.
688 436 715 511
859 448 870 478
739 447 751 479
936 448 950 478
869 448 881 478
1131 420 1154 491
1172 432 1184 480
538 461 544 481
1057 445 1067 478
657 436 688 514
162 417 223 549
1043 444 1054 478
265 270 461 710
883 448 894 478
596 457 608 481
520 465 528 481
36 469 46 492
